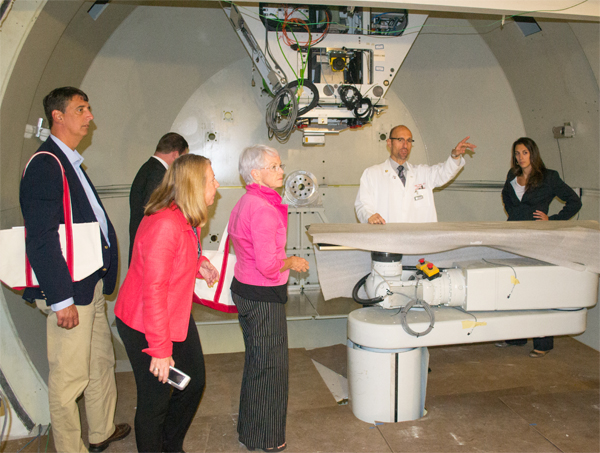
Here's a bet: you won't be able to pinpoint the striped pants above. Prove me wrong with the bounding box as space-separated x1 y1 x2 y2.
233 293 288 450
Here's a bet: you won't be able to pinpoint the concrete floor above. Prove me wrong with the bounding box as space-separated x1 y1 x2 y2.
5 336 599 452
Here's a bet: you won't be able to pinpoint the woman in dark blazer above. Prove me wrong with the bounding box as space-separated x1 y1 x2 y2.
115 154 220 452
498 137 582 357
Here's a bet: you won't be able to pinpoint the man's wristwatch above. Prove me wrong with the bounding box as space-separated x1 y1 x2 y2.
451 149 460 159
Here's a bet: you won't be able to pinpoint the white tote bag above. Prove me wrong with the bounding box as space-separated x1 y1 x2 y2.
0 152 103 290
194 225 237 313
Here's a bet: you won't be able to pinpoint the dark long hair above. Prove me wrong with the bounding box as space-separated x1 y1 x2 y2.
510 137 547 191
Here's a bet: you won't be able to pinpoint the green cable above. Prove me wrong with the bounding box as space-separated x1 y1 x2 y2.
276 22 298 80
45 424 51 453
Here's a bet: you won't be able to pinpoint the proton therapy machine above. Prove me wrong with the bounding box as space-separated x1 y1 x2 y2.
308 221 600 424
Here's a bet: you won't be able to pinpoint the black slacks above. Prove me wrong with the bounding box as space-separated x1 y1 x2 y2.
233 293 288 450
507 336 554 351
117 315 205 453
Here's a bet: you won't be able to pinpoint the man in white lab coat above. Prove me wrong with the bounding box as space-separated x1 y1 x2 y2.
355 125 476 224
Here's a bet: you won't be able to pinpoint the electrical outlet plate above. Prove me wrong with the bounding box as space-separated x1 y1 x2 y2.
563 122 575 138
553 121 575 139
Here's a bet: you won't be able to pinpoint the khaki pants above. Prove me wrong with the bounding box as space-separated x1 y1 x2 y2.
37 280 117 453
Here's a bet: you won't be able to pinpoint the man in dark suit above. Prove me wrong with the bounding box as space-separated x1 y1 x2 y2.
128 132 188 263
20 87 130 452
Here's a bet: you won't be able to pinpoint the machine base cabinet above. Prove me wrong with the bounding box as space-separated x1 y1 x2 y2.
347 340 428 423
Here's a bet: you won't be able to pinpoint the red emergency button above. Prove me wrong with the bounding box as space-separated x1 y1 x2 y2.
419 258 425 264
427 263 433 269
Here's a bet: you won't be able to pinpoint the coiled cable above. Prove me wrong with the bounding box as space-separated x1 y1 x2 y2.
266 86 298 142
400 299 435 337
352 271 436 336
339 85 374 121
339 85 361 110
286 79 319 116
353 97 374 120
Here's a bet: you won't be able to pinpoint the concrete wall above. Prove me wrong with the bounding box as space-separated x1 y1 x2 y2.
473 16 600 350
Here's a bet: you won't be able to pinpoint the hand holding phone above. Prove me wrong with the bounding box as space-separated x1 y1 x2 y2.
167 366 191 390
150 356 174 384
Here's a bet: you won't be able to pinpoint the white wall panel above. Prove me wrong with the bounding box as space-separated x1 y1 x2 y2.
80 5 247 187
569 22 600 86
475 18 599 191
393 16 525 183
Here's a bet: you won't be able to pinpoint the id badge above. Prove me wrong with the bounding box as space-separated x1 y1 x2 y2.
414 183 425 201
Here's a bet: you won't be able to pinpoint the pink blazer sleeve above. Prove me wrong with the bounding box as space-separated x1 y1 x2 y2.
140 217 180 358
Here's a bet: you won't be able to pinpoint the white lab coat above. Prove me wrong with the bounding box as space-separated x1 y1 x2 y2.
355 156 465 223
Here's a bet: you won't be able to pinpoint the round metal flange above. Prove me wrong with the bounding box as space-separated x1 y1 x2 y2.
283 170 319 207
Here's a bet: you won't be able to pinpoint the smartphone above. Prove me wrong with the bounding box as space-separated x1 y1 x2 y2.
167 366 191 390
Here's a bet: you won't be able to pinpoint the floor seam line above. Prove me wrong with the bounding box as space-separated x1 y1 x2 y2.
497 396 565 453
376 425 395 453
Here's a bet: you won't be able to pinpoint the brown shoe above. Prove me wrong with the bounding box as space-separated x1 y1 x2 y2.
89 423 131 452
529 350 550 358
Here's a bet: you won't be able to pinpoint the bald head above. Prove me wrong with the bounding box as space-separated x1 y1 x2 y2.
387 125 414 165
389 125 411 138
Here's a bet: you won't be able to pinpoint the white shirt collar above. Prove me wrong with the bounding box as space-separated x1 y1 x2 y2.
50 134 84 168
152 155 169 169
389 158 409 173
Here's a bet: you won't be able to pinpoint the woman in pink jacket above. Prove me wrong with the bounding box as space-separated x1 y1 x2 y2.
115 154 219 452
229 145 309 452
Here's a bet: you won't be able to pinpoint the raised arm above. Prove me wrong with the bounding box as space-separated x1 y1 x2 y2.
451 136 477 158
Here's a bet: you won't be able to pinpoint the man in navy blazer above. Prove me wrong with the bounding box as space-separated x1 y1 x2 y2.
128 132 188 263
20 87 130 452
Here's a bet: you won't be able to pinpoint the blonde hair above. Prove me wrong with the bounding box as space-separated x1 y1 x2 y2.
145 154 211 227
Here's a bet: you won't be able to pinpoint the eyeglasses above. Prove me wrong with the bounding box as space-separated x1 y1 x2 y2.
389 138 415 144
263 164 286 172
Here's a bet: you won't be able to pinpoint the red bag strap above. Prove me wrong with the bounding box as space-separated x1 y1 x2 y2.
23 152 74 286
193 234 237 313
212 235 230 302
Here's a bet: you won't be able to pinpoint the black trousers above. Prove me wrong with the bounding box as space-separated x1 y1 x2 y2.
116 315 205 453
507 336 554 351
232 293 288 450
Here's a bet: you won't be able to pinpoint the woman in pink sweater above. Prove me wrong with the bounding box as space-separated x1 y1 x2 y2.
229 145 309 452
115 154 219 452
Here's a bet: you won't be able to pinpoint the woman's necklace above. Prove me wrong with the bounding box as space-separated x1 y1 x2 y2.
191 227 201 259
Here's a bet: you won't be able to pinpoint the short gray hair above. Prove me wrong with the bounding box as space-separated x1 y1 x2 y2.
239 144 280 185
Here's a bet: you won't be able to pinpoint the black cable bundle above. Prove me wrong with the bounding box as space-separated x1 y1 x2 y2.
339 85 361 110
339 85 374 121
286 79 320 116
